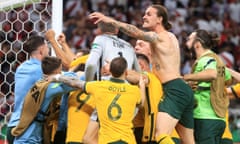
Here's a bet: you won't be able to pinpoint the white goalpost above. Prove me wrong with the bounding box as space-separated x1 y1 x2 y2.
50 0 63 56
52 0 63 37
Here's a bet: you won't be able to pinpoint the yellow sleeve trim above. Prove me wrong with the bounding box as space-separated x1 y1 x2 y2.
70 54 89 68
51 83 60 88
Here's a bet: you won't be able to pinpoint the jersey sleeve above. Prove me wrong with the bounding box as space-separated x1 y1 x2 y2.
62 71 77 76
83 81 97 94
198 56 217 71
231 83 240 98
225 67 232 81
134 86 142 105
85 36 104 81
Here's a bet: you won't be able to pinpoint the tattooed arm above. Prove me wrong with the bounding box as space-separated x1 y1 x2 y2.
52 74 85 89
88 12 160 43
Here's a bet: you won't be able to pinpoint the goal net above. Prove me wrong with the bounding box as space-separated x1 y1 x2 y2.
0 0 51 143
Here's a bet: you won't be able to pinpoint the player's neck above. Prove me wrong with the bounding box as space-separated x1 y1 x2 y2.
197 49 211 59
30 54 42 61
116 75 125 81
153 25 165 33
30 50 44 61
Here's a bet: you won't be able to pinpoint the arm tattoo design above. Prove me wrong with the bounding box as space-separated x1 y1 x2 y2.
119 24 140 37
143 32 160 43
57 75 85 89
111 21 143 38
155 63 161 71
111 20 160 43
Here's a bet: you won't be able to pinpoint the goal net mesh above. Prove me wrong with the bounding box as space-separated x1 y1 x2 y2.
0 0 51 142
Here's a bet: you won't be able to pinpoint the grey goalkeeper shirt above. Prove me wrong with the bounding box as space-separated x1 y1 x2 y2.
85 34 140 81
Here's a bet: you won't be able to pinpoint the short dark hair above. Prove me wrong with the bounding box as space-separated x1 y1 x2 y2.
23 35 45 54
98 22 117 33
110 57 127 77
41 56 62 75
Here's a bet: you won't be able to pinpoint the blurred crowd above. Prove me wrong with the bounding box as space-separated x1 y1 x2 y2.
1 0 240 141
61 0 240 72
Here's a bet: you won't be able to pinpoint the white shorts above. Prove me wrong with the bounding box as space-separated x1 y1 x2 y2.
90 109 98 121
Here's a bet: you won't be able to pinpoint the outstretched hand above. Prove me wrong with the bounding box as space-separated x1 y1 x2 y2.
88 12 113 24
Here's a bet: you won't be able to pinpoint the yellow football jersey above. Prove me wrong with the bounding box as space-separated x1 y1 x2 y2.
84 78 141 144
70 54 89 68
231 83 240 97
66 90 95 143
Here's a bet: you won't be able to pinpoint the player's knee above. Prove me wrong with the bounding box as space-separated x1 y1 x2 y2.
156 134 175 144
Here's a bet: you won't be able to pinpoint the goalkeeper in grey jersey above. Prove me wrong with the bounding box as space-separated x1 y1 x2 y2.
85 22 140 81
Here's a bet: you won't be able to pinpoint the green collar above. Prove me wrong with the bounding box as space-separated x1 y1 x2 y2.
110 77 125 83
199 50 213 58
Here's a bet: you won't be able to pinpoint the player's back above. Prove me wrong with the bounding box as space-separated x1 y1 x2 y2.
95 34 139 70
8 59 42 127
84 78 141 143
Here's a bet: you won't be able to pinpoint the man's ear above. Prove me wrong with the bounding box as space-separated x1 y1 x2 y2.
39 45 44 55
125 70 128 77
157 16 162 24
192 39 199 49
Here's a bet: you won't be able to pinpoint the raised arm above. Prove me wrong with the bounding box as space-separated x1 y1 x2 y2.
84 35 104 81
88 12 160 43
52 74 85 89
45 29 72 68
57 33 76 59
